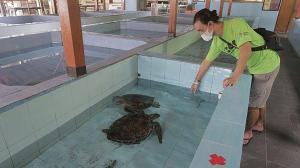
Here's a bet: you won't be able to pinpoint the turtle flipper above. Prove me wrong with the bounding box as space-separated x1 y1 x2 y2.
153 122 162 144
152 101 160 108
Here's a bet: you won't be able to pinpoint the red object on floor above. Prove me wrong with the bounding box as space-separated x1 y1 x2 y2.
209 154 226 166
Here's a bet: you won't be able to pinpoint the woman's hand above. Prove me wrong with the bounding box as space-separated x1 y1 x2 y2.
191 82 200 94
223 77 238 87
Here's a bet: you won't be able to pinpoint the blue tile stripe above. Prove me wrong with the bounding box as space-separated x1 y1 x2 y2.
189 74 252 168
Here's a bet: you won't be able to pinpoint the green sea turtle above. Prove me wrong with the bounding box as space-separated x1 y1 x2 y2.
113 94 160 113
102 113 162 144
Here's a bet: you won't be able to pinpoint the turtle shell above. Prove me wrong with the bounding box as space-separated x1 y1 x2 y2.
113 94 160 113
103 113 160 144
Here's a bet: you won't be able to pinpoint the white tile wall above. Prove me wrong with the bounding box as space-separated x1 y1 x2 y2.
86 70 105 106
151 57 166 83
211 67 232 94
138 55 233 94
0 103 36 155
0 56 145 164
0 149 10 163
51 85 74 127
27 94 57 140
179 62 199 88
70 78 91 116
138 55 152 80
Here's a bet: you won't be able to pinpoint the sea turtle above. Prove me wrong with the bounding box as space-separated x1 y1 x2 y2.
102 113 162 144
113 94 160 113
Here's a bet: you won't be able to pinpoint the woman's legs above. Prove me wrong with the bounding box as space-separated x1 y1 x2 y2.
244 107 259 144
253 107 266 132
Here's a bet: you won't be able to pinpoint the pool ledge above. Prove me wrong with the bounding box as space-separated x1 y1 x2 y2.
189 74 252 168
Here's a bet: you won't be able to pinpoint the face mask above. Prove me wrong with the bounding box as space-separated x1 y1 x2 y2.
201 25 213 41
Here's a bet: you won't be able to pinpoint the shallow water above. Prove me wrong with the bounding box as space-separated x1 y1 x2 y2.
0 45 123 86
26 81 217 168
106 29 167 39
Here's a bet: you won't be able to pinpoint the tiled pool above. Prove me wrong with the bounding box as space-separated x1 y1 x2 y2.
25 80 217 168
0 30 251 168
0 45 124 86
82 21 192 41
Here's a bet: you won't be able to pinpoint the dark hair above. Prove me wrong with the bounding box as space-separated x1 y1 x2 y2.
193 8 220 24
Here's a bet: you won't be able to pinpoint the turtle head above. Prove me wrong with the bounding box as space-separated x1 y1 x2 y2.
102 129 109 134
112 96 125 105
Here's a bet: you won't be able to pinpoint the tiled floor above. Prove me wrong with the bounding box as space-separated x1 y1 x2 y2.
241 39 300 168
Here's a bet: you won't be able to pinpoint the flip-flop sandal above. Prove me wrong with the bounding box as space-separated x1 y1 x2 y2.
243 137 253 146
243 133 253 146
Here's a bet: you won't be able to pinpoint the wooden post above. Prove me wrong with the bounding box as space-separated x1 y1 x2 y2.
104 0 109 10
295 0 300 18
168 0 178 37
95 0 99 11
39 0 45 15
205 0 211 9
53 0 58 14
0 1 6 16
219 0 224 17
227 0 232 16
57 0 86 77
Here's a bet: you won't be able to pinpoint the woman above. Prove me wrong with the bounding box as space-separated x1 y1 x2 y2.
191 9 280 145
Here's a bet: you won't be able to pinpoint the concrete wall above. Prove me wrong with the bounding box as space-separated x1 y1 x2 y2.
195 1 279 31
0 55 138 168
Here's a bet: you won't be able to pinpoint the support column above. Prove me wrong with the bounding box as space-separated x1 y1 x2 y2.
104 0 109 10
54 0 58 14
205 0 211 9
57 0 86 77
168 0 178 37
227 0 232 16
219 0 224 17
0 1 6 16
95 0 99 11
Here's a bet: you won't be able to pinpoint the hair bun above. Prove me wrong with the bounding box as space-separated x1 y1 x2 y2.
210 10 219 22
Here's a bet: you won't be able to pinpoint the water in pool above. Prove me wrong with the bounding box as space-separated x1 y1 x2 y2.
105 29 167 39
175 40 237 64
26 80 218 168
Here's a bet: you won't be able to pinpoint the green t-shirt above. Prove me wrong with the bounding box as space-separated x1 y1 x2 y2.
206 18 280 74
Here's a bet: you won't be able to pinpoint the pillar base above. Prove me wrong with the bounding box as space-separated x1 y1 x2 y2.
168 32 176 38
66 66 87 78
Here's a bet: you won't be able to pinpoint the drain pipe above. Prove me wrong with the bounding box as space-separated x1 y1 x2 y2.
168 0 178 37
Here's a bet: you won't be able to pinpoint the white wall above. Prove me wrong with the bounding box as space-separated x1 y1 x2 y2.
195 1 279 31
125 0 138 11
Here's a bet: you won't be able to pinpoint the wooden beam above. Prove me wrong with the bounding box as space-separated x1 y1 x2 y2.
295 0 300 19
219 0 224 17
205 0 211 9
168 0 178 37
227 0 232 16
57 0 86 77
